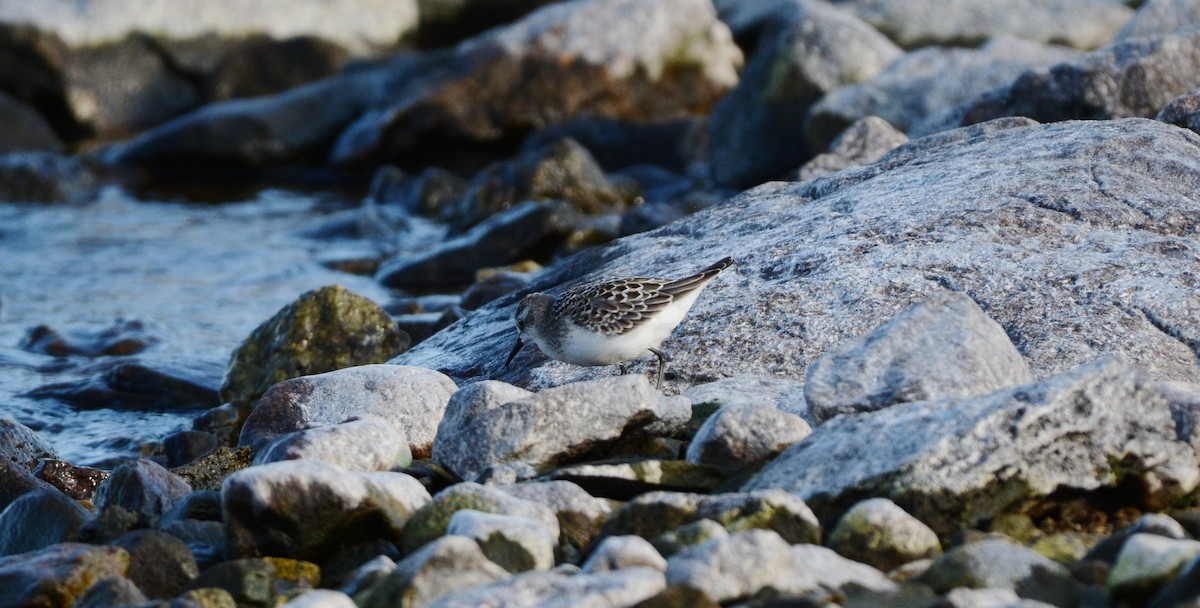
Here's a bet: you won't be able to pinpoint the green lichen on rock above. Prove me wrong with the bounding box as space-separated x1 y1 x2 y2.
219 285 410 414
400 491 511 554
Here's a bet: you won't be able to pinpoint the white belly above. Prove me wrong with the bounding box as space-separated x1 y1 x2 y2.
539 289 705 366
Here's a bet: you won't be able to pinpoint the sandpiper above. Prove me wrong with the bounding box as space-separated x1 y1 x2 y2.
505 257 734 387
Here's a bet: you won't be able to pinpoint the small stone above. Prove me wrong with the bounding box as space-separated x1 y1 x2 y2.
545 459 723 499
430 567 665 608
183 557 317 607
601 490 821 547
582 535 667 573
499 481 613 550
400 482 559 554
0 417 57 467
281 589 358 608
796 115 909 182
357 535 508 608
654 519 729 556
827 498 942 572
1109 534 1200 603
111 529 199 599
0 543 130 608
447 510 557 572
684 402 811 474
178 587 237 608
72 576 148 608
0 489 90 556
94 458 192 525
255 415 412 472
920 538 1083 607
1087 513 1189 563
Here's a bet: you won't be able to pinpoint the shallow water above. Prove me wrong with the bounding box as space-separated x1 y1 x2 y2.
0 187 400 466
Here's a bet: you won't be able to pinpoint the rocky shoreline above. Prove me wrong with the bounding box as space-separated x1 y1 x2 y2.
3 0 1200 607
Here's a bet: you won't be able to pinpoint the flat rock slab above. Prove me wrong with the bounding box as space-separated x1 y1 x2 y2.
744 357 1200 536
397 118 1200 390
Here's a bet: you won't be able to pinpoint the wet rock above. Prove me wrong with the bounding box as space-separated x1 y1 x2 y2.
665 530 895 603
111 529 199 599
357 535 508 608
460 271 530 310
582 535 667 573
685 403 811 474
446 510 556 572
95 458 192 525
398 117 1200 401
826 498 942 572
522 116 704 173
75 505 140 545
104 67 387 168
26 357 222 412
709 0 902 188
795 115 908 182
0 151 97 203
193 35 350 103
0 417 57 467
547 460 722 500
73 576 148 608
219 285 410 415
748 358 1200 536
0 489 90 556
1110 534 1200 603
0 543 130 608
1114 0 1200 41
19 319 155 357
330 0 742 170
239 364 456 459
222 460 430 560
808 38 1079 150
171 446 252 493
32 459 107 501
163 430 220 467
499 481 613 550
430 567 665 608
255 415 411 472
183 557 319 607
376 202 567 290
601 490 821 546
400 482 559 554
445 138 626 232
835 0 1131 49
952 30 1200 131
282 589 357 608
433 376 689 480
1086 513 1189 563
191 403 240 448
0 90 60 153
805 290 1032 423
1158 87 1200 136
368 165 468 218
920 538 1082 606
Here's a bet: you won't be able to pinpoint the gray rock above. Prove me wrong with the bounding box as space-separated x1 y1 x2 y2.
31 459 108 502
338 554 395 597
240 364 457 459
1110 534 1200 603
1158 87 1200 136
920 538 1082 606
0 91 60 153
182 556 320 606
826 498 941 572
255 415 412 472
581 536 667 573
1114 0 1200 41
222 460 431 560
282 589 358 608
709 0 902 188
94 458 192 524
805 290 1032 423
747 358 1200 535
111 529 199 599
428 567 665 608
359 535 508 608
0 543 130 608
376 202 567 290
1086 512 1189 563
433 376 689 479
682 374 805 411
0 0 418 54
0 417 57 467
545 460 723 499
954 30 1200 130
447 510 556 572
499 481 614 550
795 115 908 182
73 576 148 608
602 490 821 546
1163 381 1200 458
0 458 57 513
833 0 1132 49
684 403 811 473
653 518 730 556
0 489 90 556
0 151 97 204
665 529 895 603
401 482 560 554
940 587 1051 608
331 0 741 169
808 37 1079 151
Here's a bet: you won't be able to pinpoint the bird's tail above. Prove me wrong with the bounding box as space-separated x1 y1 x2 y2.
661 256 734 296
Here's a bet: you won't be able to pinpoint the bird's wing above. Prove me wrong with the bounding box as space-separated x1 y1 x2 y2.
557 277 673 335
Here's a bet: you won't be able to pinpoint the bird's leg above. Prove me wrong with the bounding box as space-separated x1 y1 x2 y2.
619 363 629 375
648 347 670 389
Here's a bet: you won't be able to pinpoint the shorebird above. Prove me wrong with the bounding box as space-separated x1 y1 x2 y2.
505 257 733 387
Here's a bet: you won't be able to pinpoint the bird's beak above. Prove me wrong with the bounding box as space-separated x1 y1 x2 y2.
505 336 525 368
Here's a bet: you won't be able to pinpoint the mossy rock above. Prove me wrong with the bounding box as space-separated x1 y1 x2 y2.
219 285 410 414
